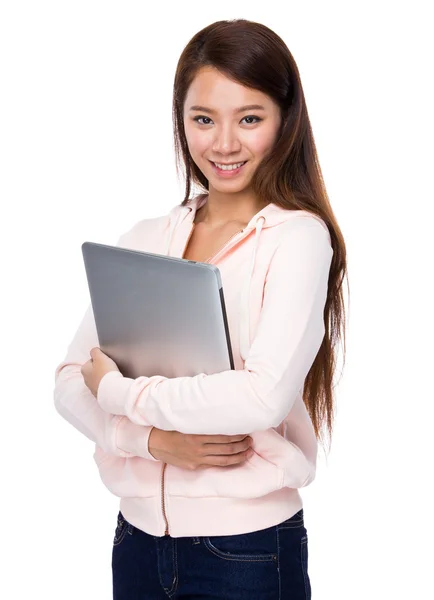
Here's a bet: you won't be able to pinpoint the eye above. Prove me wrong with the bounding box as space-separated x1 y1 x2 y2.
193 116 213 125
242 115 262 125
192 115 263 125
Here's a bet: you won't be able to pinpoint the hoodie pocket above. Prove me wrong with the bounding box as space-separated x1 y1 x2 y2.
93 448 161 498
166 448 285 499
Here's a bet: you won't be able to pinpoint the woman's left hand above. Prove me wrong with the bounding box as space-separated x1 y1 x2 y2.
81 347 121 398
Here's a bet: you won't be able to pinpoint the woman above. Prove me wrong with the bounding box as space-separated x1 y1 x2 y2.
54 18 348 599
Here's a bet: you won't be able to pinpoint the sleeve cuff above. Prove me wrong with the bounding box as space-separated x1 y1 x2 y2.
116 419 160 462
97 370 133 415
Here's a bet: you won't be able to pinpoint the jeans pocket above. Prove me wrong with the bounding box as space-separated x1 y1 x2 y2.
113 511 130 547
277 508 305 529
202 525 278 562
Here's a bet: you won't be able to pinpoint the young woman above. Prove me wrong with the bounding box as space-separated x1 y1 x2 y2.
54 18 348 600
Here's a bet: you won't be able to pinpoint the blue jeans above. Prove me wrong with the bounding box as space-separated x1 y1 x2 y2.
112 508 311 599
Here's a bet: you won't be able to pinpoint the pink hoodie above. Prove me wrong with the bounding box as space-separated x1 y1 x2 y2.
54 193 333 538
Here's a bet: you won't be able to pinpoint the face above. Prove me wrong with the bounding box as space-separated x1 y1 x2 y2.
183 66 283 192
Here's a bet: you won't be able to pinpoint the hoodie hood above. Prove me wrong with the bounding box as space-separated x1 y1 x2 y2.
163 194 327 362
164 193 299 255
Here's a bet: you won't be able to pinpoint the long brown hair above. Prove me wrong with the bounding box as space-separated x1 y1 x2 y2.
172 19 349 452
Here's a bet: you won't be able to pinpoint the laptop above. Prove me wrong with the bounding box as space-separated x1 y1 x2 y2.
81 241 235 379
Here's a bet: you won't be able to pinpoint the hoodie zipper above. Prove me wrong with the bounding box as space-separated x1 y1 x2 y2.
161 463 169 536
159 220 250 536
182 221 247 263
204 227 245 264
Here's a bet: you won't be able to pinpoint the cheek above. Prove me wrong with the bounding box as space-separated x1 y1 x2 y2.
247 129 278 155
185 128 210 157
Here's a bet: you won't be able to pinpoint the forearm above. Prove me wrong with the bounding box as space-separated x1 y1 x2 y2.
54 363 158 461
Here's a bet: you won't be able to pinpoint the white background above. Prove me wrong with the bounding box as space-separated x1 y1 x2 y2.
1 1 433 598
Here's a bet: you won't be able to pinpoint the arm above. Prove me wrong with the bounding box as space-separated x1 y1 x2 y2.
53 233 159 461
96 220 333 435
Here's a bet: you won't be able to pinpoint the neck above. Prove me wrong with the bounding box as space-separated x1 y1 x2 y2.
196 191 268 229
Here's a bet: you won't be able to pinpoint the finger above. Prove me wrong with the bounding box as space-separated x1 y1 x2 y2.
200 434 251 445
201 439 252 456
200 448 254 468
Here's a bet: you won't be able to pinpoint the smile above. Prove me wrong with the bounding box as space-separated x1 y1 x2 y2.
209 160 248 176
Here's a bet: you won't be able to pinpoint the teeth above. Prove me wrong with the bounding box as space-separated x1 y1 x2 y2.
214 161 246 171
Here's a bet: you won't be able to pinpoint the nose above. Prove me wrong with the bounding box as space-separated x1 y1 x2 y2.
212 123 242 155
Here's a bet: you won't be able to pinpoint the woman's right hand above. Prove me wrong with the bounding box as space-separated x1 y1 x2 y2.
148 427 254 470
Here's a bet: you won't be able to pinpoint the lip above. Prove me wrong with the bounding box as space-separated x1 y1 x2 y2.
209 160 248 177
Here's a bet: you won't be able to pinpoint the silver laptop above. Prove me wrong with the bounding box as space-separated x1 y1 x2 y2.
81 242 234 379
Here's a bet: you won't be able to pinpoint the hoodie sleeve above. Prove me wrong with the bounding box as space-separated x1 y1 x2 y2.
53 236 160 462
96 218 334 435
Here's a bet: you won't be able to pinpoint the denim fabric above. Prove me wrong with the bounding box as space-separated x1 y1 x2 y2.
112 508 311 599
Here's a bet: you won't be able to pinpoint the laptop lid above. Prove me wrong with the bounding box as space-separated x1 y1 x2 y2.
81 242 234 379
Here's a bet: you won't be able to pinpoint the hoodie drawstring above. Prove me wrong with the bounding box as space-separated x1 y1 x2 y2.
165 208 184 256
238 216 266 361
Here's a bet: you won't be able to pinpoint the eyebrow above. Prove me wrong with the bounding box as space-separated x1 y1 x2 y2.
188 104 266 114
